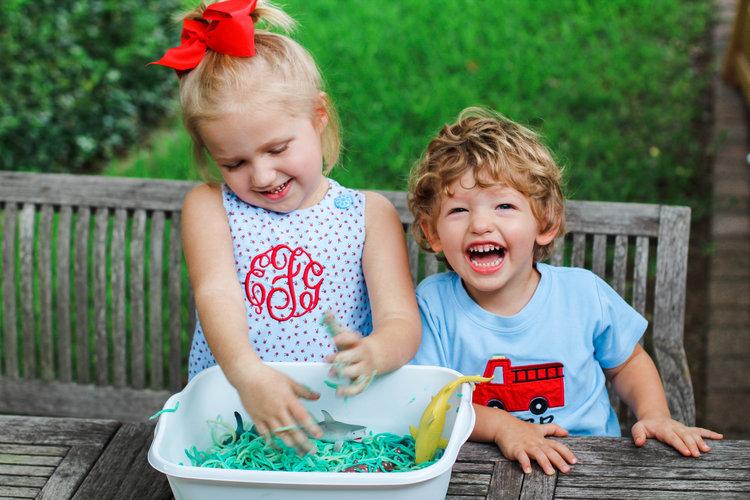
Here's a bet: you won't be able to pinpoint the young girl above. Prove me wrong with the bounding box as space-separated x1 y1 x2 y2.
151 0 420 454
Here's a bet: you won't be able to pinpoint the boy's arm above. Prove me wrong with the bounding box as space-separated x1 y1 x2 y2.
471 404 576 475
605 344 723 456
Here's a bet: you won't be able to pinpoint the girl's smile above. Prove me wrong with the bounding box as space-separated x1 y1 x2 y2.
198 102 329 213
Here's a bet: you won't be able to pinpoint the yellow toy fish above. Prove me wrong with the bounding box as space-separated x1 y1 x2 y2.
410 375 492 464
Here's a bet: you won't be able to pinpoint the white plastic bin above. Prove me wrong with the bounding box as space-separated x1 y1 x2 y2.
148 362 476 499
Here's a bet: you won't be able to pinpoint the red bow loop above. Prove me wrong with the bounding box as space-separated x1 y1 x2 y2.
150 0 258 71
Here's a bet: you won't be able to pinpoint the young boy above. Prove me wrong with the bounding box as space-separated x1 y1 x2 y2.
408 107 722 475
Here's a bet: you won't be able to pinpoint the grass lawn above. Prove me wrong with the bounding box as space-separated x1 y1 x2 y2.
105 0 712 208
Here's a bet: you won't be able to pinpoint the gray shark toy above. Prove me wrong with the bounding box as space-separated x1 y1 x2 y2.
317 410 368 452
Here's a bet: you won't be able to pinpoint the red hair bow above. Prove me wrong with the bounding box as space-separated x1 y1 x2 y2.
151 0 258 71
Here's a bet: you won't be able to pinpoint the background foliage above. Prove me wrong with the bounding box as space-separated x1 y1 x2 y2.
0 0 181 174
107 0 713 208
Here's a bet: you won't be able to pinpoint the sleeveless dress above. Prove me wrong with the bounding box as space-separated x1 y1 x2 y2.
188 179 373 379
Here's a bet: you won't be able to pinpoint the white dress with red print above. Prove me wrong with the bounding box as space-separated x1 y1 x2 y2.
188 179 372 380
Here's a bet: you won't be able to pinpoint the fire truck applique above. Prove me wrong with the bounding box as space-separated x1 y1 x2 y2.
473 356 565 415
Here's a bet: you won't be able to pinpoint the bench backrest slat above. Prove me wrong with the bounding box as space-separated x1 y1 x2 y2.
39 204 54 381
0 171 694 427
94 207 108 386
56 206 73 382
74 207 90 383
130 209 147 390
149 211 166 390
168 212 184 391
112 208 128 388
3 202 18 378
19 203 36 378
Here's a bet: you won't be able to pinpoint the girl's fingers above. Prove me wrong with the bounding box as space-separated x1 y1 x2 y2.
293 380 320 401
696 436 711 453
332 331 362 350
290 403 322 439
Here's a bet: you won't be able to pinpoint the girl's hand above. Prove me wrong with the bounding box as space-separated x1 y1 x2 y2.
631 416 723 457
325 331 378 397
324 329 379 397
493 416 577 475
235 363 323 455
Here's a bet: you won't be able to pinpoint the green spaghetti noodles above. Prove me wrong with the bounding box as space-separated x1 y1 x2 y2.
186 415 443 473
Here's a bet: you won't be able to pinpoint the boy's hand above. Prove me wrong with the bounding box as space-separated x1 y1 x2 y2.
235 363 323 455
324 330 378 397
493 416 577 475
631 416 723 457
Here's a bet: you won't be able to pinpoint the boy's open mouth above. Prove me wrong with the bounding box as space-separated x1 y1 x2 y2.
466 243 506 273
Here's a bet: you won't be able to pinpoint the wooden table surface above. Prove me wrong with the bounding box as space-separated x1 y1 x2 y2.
1 415 748 499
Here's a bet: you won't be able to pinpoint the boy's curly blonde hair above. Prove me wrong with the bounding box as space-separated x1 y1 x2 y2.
408 107 566 262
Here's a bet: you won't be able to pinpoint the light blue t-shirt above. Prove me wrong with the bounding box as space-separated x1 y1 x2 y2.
411 263 647 436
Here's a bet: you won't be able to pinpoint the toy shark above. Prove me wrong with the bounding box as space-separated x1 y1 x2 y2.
317 410 368 452
410 375 492 464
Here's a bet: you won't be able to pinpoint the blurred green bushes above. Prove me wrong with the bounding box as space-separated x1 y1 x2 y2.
0 0 181 173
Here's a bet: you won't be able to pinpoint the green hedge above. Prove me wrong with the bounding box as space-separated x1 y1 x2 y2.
0 0 181 173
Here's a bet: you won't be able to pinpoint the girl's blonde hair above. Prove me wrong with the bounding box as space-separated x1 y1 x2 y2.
408 107 566 262
178 1 340 179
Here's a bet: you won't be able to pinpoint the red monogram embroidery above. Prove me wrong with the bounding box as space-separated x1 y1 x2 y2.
244 244 324 321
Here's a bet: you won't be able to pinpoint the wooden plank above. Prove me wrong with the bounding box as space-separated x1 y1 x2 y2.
549 235 565 266
406 230 419 284
0 415 117 446
19 203 36 379
452 461 495 474
93 207 109 386
591 234 606 278
2 202 18 378
457 439 748 468
0 475 47 487
38 205 54 381
487 459 524 500
564 464 750 480
0 378 170 422
0 454 61 466
556 476 750 493
56 206 73 382
39 445 107 500
519 468 556 499
0 171 195 212
570 233 586 268
612 234 628 297
111 209 127 388
0 485 40 498
423 251 439 279
652 205 694 426
74 423 172 500
149 211 165 389
563 200 660 237
74 207 90 383
0 444 68 456
130 209 147 389
168 213 183 391
554 487 734 499
632 236 649 316
0 464 53 476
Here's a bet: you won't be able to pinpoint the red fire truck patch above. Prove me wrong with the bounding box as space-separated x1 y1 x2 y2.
473 356 565 415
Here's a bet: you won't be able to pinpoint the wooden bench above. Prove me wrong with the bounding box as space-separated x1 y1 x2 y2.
0 170 695 428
